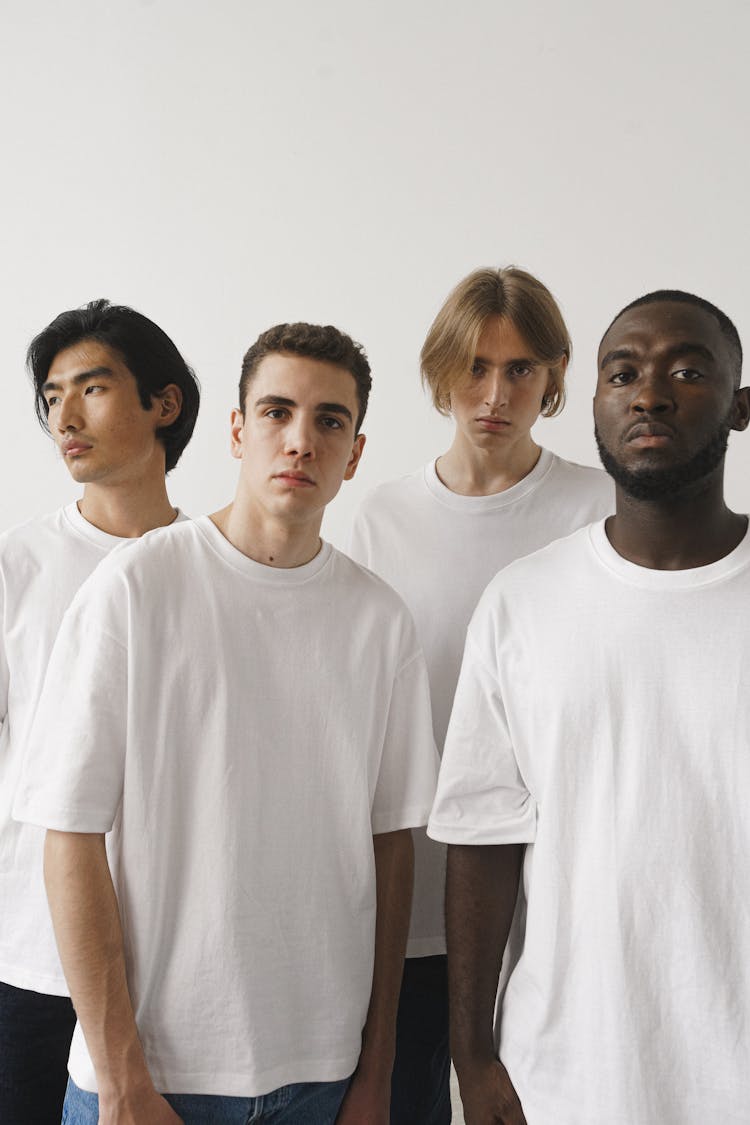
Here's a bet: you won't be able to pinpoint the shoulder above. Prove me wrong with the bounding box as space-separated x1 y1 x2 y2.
329 546 421 645
545 453 612 495
353 467 428 521
482 522 596 606
0 508 64 558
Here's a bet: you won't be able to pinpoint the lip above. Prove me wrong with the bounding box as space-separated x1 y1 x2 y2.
273 471 315 487
625 422 675 448
62 440 93 457
476 416 510 430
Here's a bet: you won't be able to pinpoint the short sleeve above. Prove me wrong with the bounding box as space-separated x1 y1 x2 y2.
370 643 439 836
427 629 537 846
12 567 128 833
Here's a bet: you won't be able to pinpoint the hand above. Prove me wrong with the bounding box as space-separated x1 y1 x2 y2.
457 1057 527 1125
98 1085 184 1125
334 1069 390 1125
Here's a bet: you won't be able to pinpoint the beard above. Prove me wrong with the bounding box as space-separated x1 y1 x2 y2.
595 417 732 501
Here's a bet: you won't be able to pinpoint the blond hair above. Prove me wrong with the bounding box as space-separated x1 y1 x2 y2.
420 267 571 417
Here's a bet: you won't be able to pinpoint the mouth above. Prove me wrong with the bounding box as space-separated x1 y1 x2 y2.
625 422 675 448
62 441 93 457
476 416 510 430
273 472 315 488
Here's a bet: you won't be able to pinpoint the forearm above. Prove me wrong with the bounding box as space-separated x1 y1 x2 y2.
44 830 150 1096
446 843 524 1071
359 827 414 1077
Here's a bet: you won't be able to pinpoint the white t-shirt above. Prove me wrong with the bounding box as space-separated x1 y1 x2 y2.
349 449 613 955
14 517 439 1098
0 503 132 995
428 520 750 1125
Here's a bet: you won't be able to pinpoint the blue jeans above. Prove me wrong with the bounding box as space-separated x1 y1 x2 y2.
390 955 451 1124
0 979 76 1125
63 1074 351 1124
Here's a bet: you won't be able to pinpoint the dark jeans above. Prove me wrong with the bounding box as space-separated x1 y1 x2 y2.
391 954 451 1125
0 979 76 1125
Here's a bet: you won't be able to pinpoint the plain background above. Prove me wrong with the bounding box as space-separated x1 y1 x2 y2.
2 0 749 549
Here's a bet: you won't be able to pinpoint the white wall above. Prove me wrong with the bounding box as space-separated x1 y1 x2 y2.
2 0 748 547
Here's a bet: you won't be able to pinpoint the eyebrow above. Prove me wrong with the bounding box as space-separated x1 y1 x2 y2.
474 354 538 367
600 342 716 369
255 394 353 423
42 366 117 393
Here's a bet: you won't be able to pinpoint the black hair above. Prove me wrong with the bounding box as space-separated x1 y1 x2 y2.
27 299 200 472
603 290 742 386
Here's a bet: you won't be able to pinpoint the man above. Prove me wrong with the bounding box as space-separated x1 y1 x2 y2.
14 322 439 1124
428 291 750 1124
349 267 612 1124
0 299 200 1125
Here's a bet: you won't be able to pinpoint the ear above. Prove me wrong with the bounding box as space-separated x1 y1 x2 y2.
343 433 366 481
154 384 183 429
230 407 245 459
730 387 750 432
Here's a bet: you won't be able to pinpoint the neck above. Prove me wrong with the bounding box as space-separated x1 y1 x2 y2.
437 430 541 496
78 477 177 538
606 474 746 569
209 494 323 569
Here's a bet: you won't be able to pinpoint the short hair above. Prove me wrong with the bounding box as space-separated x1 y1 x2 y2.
27 298 200 473
603 289 743 386
420 267 571 417
240 322 372 433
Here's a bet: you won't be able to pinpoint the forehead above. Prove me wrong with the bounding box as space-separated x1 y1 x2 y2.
476 316 533 358
599 302 728 366
249 352 359 408
48 339 131 381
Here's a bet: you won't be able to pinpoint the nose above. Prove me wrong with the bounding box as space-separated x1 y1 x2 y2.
55 394 83 432
484 371 509 409
283 415 316 459
631 373 673 415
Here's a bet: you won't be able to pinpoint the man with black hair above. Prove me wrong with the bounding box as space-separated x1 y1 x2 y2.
430 291 750 1125
15 323 438 1124
0 299 199 1124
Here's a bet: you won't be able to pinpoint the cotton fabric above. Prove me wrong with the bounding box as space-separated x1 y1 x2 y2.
16 517 439 1097
349 450 613 955
429 520 750 1124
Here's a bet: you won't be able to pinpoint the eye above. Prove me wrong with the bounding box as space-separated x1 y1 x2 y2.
609 370 636 386
509 364 533 378
45 394 60 408
265 408 288 420
470 360 485 378
84 384 105 394
672 368 703 383
319 416 344 430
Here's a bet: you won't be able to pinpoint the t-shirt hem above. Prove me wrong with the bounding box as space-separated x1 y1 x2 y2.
71 1052 360 1097
406 936 446 958
372 802 432 835
12 799 114 834
0 961 69 996
426 819 536 845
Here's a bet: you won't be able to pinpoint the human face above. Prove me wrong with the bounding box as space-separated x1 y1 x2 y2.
450 317 558 448
231 352 365 528
594 302 750 500
43 340 180 486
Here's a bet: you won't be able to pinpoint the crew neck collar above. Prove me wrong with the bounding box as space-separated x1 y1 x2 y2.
589 517 750 589
195 515 333 584
423 447 554 512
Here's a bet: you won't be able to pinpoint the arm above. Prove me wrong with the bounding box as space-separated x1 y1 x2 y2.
336 827 414 1124
44 830 182 1125
447 842 527 1125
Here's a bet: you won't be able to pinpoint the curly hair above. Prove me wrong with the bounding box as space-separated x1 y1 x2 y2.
240 322 371 432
